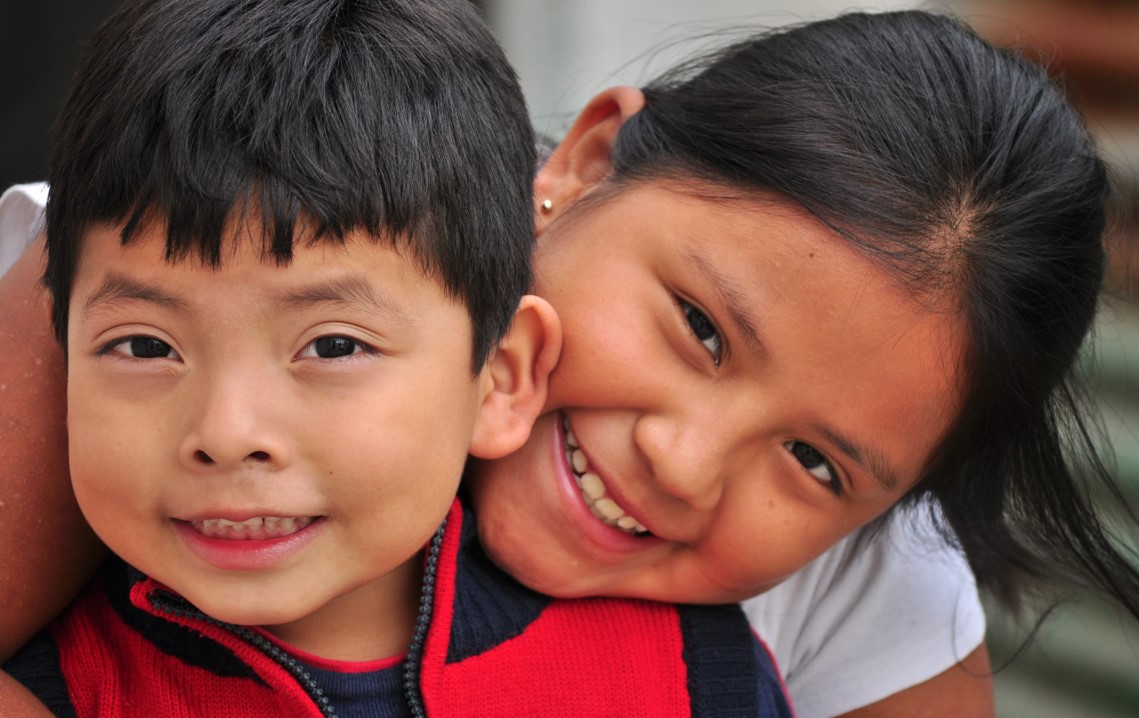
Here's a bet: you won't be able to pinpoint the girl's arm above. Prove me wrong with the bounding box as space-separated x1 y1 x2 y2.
839 645 993 717
0 672 55 718
0 237 107 662
745 505 994 717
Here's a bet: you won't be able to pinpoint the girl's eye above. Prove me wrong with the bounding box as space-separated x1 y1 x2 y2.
104 336 178 360
299 335 376 360
784 440 842 496
680 300 723 366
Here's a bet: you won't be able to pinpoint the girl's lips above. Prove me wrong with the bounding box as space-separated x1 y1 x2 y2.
550 413 664 554
174 516 326 571
564 420 648 535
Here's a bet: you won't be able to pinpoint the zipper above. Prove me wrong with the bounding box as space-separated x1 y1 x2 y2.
147 515 449 718
149 592 338 718
402 519 447 718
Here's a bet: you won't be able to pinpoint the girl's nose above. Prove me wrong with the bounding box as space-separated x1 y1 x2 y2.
632 410 726 511
179 371 291 472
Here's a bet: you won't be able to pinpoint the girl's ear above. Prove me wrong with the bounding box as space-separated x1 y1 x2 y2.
469 295 562 459
534 86 646 235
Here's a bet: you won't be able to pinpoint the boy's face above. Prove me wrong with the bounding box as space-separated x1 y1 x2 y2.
468 182 966 604
66 220 485 656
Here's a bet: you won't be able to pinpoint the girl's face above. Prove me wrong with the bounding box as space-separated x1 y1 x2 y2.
467 180 966 604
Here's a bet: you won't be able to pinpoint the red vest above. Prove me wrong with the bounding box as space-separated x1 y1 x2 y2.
7 500 793 717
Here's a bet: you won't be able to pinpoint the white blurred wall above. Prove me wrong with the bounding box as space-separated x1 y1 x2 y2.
484 0 926 136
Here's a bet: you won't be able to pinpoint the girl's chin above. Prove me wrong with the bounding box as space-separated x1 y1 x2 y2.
470 412 662 596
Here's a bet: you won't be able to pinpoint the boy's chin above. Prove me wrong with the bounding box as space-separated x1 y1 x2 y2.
157 577 318 628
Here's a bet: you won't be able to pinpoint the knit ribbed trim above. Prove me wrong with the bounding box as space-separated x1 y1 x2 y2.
445 504 552 663
680 603 764 718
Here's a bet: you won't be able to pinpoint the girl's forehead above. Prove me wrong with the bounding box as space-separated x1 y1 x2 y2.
539 180 855 280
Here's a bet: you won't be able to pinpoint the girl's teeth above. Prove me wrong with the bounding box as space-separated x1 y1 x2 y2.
563 418 650 536
194 516 314 539
594 498 625 521
580 473 606 501
571 450 588 473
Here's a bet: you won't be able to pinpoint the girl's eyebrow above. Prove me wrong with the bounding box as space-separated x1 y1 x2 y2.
685 249 766 357
814 423 900 492
83 273 187 314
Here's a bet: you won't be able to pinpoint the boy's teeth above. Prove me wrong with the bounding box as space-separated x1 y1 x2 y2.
563 418 649 536
194 516 315 539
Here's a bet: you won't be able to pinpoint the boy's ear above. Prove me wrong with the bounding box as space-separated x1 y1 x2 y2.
534 86 646 235
469 295 562 459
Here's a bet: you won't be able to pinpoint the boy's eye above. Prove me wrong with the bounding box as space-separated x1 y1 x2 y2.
105 336 178 360
784 440 842 496
298 335 376 360
680 300 723 366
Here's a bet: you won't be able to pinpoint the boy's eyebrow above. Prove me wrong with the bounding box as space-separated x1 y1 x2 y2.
814 424 900 492
274 275 410 320
685 249 764 355
84 273 188 313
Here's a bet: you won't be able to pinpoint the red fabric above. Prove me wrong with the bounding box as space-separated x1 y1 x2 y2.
53 586 324 717
420 506 692 718
27 499 781 717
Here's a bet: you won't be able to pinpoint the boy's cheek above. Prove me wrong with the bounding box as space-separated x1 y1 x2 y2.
67 369 151 484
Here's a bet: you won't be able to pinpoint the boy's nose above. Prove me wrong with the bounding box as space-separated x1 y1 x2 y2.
191 447 274 467
633 410 726 511
179 373 290 471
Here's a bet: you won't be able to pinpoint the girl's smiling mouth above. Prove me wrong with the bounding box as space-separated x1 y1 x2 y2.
562 415 650 537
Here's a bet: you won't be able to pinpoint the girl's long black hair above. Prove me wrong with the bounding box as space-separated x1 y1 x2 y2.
610 11 1137 617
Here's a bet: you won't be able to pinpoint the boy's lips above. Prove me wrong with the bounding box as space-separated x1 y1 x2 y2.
557 414 656 542
192 515 317 540
174 515 326 571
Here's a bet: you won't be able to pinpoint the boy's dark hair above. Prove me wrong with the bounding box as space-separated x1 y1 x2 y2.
606 12 1139 618
45 0 535 369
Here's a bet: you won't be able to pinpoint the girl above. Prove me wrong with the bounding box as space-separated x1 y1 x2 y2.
467 11 1138 715
1 10 1135 717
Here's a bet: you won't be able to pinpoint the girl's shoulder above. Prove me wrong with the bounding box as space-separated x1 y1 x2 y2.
743 504 985 717
0 182 48 276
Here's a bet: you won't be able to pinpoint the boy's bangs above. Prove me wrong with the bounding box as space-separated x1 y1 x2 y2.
46 0 535 366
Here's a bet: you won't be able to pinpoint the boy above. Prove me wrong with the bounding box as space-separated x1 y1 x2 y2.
4 0 790 716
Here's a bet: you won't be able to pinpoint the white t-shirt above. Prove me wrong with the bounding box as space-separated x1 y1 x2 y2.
745 503 983 716
0 183 48 275
0 181 985 718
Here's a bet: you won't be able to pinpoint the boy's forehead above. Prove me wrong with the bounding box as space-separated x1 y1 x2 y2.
62 215 487 381
71 218 449 313
73 212 435 279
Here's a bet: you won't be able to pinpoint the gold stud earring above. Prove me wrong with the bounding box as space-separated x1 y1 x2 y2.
540 199 554 213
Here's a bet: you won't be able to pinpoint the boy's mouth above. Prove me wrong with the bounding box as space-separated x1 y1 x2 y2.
191 516 317 540
563 417 650 537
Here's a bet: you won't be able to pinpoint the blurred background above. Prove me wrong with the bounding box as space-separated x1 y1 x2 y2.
2 0 1136 715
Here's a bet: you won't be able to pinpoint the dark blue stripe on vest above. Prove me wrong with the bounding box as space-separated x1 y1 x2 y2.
679 602 791 718
445 506 552 663
108 559 265 683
